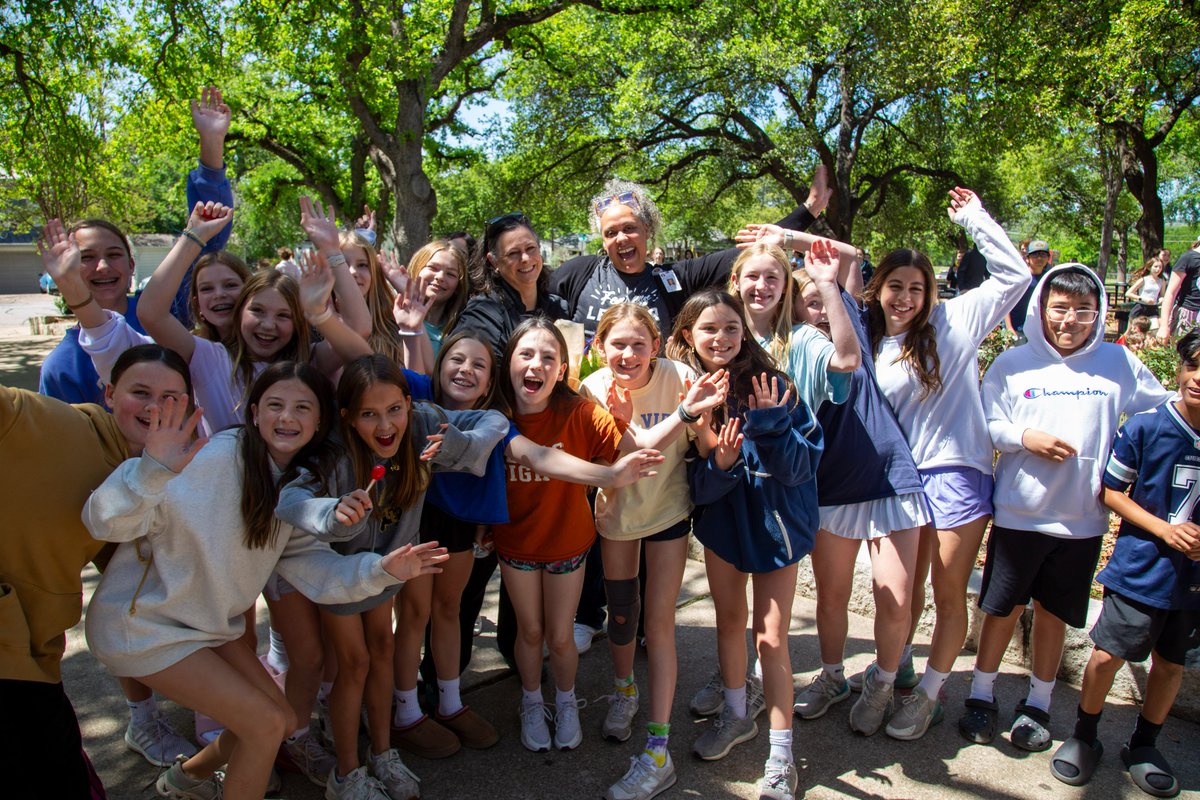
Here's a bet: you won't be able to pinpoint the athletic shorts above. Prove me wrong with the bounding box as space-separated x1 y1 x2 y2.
919 466 993 530
419 502 477 554
820 491 931 540
642 519 691 543
1090 588 1200 666
977 525 1102 628
498 551 587 574
262 571 297 602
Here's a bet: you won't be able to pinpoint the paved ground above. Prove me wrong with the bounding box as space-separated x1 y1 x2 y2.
4 293 1198 799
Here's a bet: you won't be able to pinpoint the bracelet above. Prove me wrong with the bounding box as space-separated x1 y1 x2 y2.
307 306 334 326
181 228 205 248
396 328 423 337
783 231 794 250
65 292 94 311
325 251 348 268
677 402 701 424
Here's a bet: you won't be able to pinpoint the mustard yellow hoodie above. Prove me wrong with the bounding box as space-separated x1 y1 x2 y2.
0 385 127 683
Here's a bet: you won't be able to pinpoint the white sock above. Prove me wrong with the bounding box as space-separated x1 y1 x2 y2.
127 696 157 726
555 687 576 708
821 661 845 681
901 644 914 666
1025 676 1055 713
287 725 309 742
917 667 950 699
437 677 463 717
968 669 998 703
752 658 764 681
768 728 793 762
393 687 422 727
724 683 748 719
317 681 333 704
874 665 897 686
522 688 543 706
267 627 289 673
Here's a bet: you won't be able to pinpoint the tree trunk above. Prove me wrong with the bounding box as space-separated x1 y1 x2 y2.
377 85 436 263
1109 120 1165 260
1117 225 1129 283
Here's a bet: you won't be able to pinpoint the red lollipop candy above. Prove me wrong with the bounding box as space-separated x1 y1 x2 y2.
366 463 386 493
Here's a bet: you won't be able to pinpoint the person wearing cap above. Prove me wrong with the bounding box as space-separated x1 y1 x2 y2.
1006 239 1052 337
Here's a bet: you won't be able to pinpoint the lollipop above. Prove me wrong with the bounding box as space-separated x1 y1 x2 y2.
366 463 386 493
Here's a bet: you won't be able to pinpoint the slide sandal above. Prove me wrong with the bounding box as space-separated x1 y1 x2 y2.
1050 737 1103 786
1121 744 1180 798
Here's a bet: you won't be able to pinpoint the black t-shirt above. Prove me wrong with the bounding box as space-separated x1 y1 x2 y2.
1176 249 1200 311
572 261 672 339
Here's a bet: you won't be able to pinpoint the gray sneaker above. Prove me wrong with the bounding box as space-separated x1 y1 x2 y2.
126 711 199 768
368 748 421 800
693 704 759 761
885 687 944 740
793 670 850 720
758 755 798 800
848 659 918 692
324 765 390 800
156 757 222 800
690 669 725 716
848 671 893 736
602 686 640 742
747 674 766 720
604 752 676 800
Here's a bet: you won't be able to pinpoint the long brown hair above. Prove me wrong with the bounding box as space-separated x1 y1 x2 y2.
863 249 942 398
240 362 336 550
337 231 404 364
666 289 794 422
409 239 469 335
337 354 429 514
189 251 251 341
432 328 510 416
227 270 311 398
499 316 578 416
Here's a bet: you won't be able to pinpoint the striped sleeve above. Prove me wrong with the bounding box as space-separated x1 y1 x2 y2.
1103 425 1139 491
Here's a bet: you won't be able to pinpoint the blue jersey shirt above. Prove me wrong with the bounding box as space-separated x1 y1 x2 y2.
1101 400 1200 610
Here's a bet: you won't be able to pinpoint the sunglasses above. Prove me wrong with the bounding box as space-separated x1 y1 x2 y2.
484 212 530 241
593 191 640 215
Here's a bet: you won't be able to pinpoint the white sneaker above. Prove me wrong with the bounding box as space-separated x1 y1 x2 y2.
281 730 337 787
574 623 600 654
324 766 390 800
604 753 677 800
554 698 586 750
519 700 552 752
369 748 421 800
125 711 199 768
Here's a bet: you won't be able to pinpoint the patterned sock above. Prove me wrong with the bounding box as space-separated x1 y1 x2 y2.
768 728 793 763
643 722 670 768
614 673 637 697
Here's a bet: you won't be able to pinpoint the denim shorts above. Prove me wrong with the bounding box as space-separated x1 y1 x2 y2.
498 551 588 574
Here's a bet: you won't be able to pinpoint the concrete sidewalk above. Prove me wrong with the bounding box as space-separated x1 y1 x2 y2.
65 559 1200 799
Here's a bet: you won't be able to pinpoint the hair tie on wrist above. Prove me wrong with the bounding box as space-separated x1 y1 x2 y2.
307 307 334 326
66 292 94 311
396 328 422 337
677 402 701 424
181 228 205 248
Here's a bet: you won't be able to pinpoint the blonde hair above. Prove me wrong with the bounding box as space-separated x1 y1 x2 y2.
730 243 795 365
338 231 403 364
227 270 312 402
408 240 469 336
594 302 661 354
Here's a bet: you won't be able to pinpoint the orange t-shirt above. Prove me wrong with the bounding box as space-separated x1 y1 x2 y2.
494 394 626 562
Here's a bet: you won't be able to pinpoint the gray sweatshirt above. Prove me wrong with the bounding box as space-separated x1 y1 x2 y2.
82 430 400 677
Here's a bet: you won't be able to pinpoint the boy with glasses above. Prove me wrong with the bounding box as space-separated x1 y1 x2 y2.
959 265 1169 753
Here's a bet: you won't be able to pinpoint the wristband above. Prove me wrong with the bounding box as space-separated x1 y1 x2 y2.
396 328 423 337
307 306 334 326
783 231 794 250
677 402 701 424
325 251 348 268
66 292 94 311
181 228 205 248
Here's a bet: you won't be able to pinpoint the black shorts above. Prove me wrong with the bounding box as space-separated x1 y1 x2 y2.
977 525 1102 628
1090 588 1200 666
641 518 691 543
419 502 478 554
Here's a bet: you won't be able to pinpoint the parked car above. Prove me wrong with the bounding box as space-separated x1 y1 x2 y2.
39 272 58 294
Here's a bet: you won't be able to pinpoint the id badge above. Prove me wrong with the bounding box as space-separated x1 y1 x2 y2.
659 268 682 293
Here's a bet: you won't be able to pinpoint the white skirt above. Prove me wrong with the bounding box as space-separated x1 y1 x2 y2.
819 491 931 541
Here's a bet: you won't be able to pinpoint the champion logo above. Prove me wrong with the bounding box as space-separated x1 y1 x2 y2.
1022 387 1108 400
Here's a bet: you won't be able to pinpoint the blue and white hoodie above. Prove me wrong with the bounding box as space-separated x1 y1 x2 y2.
982 263 1169 537
688 400 823 572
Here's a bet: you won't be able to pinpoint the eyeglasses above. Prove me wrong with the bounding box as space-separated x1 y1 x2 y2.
1046 307 1099 323
594 191 640 215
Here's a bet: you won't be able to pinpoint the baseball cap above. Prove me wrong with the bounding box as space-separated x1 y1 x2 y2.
1027 240 1050 256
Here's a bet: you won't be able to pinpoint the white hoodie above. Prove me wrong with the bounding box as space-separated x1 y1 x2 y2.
983 263 1170 537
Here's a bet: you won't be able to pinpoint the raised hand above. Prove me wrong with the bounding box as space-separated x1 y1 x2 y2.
607 381 633 424
190 86 231 139
1021 429 1077 462
185 201 234 245
947 187 979 221
299 196 342 253
806 163 833 217
297 249 336 321
335 489 373 526
747 372 791 411
607 448 665 487
392 271 434 332
685 369 729 415
804 238 839 285
38 218 81 287
713 417 743 471
143 395 208 473
734 222 786 249
378 248 410 293
354 205 376 233
381 541 450 581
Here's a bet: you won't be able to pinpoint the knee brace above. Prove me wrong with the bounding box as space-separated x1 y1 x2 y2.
604 578 641 646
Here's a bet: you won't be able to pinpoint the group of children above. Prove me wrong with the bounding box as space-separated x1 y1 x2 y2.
2 85 1197 800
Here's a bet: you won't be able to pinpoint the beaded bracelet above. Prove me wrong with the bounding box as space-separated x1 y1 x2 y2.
181 228 205 248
